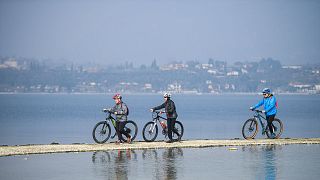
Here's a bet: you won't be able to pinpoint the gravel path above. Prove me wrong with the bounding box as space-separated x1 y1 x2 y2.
1 138 319 156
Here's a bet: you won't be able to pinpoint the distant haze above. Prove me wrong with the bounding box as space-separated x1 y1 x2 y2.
0 0 320 65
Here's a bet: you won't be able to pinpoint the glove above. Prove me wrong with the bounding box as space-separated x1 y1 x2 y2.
249 107 254 110
103 108 111 112
262 110 266 113
114 111 118 115
150 108 154 112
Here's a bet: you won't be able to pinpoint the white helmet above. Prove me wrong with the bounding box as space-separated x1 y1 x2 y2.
163 92 171 98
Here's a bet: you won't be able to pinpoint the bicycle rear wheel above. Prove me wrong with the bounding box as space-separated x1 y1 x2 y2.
172 121 184 141
242 118 258 140
121 120 138 142
266 118 283 139
92 121 111 144
143 121 158 142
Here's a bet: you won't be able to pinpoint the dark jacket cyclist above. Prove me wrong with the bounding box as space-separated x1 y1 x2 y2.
104 93 131 144
250 88 278 138
150 92 180 143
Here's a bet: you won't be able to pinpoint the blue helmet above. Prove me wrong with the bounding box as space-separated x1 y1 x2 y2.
262 88 271 94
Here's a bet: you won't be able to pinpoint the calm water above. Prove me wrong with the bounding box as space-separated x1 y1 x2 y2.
0 94 319 145
1 94 320 179
0 145 320 180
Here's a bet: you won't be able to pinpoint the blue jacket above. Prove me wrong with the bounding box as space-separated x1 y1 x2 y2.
253 96 277 116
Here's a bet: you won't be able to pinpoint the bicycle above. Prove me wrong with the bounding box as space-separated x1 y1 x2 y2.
142 111 184 142
92 110 138 144
242 109 283 139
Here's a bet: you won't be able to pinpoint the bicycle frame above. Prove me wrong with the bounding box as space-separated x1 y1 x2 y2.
253 110 268 134
104 112 118 138
151 111 167 129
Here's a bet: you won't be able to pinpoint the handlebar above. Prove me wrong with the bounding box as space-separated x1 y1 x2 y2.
250 109 263 113
151 110 166 119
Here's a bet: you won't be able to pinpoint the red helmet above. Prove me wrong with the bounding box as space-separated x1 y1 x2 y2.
112 93 122 99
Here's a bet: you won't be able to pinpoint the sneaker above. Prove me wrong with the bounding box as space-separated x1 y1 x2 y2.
166 140 174 143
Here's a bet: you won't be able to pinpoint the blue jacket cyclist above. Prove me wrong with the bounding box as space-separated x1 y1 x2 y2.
250 88 278 138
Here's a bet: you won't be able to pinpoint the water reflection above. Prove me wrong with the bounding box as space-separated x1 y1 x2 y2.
264 145 277 180
162 148 184 180
91 150 137 180
241 145 280 180
91 148 184 180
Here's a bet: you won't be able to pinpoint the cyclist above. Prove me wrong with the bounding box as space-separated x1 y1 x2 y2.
250 88 277 138
150 92 180 143
104 93 131 144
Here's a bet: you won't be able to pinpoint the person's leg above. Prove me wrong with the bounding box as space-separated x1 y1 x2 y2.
116 121 124 142
118 121 131 143
171 118 181 140
119 121 131 143
267 115 275 134
167 118 175 140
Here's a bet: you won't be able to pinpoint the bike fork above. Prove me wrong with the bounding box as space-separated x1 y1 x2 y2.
149 122 157 133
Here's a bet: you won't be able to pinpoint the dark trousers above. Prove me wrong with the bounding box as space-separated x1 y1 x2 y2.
167 118 180 140
116 121 130 142
266 115 275 134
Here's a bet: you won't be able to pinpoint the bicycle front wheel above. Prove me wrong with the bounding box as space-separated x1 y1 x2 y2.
242 118 258 140
143 122 158 142
121 120 138 142
266 118 284 139
172 121 184 141
92 121 111 144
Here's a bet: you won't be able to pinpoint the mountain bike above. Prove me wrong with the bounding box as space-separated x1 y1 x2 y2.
242 109 283 139
142 111 184 142
92 110 138 144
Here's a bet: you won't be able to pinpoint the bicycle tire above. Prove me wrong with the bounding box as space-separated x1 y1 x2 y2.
266 118 283 139
242 118 258 140
121 120 138 142
172 121 184 141
92 121 111 144
143 121 158 142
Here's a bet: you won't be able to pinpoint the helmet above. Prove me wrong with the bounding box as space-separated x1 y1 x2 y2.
262 88 271 94
163 92 171 98
112 93 122 99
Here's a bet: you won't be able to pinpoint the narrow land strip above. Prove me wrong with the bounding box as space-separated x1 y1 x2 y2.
1 138 319 157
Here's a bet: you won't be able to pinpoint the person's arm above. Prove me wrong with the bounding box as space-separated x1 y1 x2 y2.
253 99 264 109
152 102 165 111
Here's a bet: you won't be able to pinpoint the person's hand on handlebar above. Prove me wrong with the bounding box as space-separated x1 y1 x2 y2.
150 108 154 112
249 107 255 110
103 108 111 112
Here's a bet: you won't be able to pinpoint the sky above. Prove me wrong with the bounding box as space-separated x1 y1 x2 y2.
0 0 320 65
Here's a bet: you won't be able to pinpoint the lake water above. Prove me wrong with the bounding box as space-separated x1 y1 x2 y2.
0 94 320 179
0 145 319 180
0 94 319 145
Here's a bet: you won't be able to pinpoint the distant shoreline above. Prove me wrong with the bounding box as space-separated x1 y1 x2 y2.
0 92 318 95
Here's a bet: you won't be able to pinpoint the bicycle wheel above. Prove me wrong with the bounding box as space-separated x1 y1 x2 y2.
92 121 111 144
172 121 184 141
242 118 258 140
143 122 158 142
266 118 284 139
121 120 138 142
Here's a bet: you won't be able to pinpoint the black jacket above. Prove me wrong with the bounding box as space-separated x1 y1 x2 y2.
153 99 178 118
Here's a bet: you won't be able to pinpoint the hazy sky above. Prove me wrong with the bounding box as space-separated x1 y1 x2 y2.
0 0 319 65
